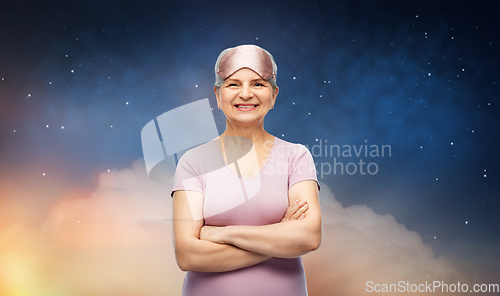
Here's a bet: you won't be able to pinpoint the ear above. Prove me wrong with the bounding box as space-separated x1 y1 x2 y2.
272 87 279 106
214 86 220 108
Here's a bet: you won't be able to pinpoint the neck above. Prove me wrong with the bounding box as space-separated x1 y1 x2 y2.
221 119 272 145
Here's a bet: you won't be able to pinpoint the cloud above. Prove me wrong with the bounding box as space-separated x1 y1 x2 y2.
1 159 494 296
42 159 175 247
303 184 491 295
1 159 184 296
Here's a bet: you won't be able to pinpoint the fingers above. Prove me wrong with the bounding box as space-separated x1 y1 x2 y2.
281 199 301 221
291 201 308 220
281 199 309 221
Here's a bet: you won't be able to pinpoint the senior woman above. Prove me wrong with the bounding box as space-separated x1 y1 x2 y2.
171 44 321 296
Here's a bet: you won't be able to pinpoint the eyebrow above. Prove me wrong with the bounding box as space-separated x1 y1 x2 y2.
225 78 267 83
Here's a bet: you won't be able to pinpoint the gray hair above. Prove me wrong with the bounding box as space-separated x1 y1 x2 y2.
214 45 278 94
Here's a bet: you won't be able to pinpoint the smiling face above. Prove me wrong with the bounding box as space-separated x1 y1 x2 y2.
215 68 279 128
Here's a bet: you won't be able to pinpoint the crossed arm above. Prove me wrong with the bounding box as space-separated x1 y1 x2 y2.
172 180 321 272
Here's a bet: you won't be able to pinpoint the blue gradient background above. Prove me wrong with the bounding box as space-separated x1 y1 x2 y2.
1 0 499 294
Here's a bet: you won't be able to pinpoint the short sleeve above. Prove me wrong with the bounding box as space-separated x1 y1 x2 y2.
170 150 204 198
288 144 320 191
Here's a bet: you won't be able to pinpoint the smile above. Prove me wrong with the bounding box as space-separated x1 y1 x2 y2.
234 104 258 110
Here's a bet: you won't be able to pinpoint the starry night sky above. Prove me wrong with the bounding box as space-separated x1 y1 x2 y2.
1 0 499 294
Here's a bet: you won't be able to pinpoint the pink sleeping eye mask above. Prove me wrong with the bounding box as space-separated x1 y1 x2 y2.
217 45 276 81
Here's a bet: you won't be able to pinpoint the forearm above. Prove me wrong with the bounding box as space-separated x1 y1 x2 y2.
223 219 322 258
175 237 271 272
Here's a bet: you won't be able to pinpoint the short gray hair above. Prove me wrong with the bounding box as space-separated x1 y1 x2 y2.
214 45 278 93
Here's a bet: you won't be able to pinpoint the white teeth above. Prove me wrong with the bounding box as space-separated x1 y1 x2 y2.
236 105 257 108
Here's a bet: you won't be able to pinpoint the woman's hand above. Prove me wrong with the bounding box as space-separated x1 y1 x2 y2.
200 225 227 244
280 199 308 222
200 199 309 244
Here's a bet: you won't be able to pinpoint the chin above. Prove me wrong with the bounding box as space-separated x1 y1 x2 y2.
230 117 264 126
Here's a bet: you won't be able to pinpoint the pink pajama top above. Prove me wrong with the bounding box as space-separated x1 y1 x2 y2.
171 137 320 296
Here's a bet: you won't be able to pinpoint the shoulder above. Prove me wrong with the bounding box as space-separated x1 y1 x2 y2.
175 139 221 177
273 137 311 158
178 139 217 163
276 137 320 190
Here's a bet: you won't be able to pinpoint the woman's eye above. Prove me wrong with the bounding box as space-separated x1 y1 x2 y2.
254 83 265 87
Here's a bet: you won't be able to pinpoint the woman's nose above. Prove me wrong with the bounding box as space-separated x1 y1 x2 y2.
239 85 253 99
